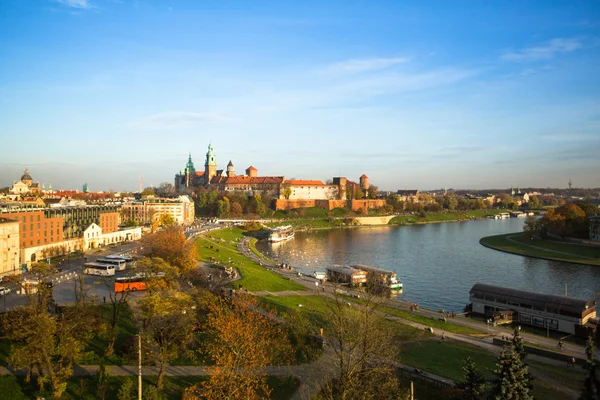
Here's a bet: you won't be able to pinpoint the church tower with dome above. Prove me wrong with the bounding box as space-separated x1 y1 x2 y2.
10 168 41 195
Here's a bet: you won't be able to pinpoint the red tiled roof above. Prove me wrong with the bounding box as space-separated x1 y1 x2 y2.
285 180 324 186
195 171 205 176
360 174 368 179
246 166 257 171
216 176 284 185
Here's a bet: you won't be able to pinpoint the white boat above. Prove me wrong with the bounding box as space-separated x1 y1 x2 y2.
351 264 403 290
268 225 295 243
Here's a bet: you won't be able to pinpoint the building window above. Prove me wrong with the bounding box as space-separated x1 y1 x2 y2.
533 316 545 327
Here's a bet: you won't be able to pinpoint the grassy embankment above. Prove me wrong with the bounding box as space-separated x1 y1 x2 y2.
481 232 600 266
195 226 306 292
389 209 508 225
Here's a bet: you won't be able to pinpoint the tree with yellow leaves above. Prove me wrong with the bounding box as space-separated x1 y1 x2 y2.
184 294 292 400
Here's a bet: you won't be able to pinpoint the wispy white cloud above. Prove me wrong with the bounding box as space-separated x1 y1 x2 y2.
54 0 94 9
326 57 410 73
501 38 583 62
127 111 230 129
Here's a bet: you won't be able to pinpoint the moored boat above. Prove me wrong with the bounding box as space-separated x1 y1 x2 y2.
351 264 403 290
268 225 295 242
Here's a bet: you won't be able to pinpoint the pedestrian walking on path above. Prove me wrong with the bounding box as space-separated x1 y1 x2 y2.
441 332 445 342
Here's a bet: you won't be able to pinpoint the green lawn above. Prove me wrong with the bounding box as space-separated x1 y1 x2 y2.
480 232 600 266
195 236 306 292
339 295 485 336
16 374 299 400
380 306 486 336
263 295 430 342
400 340 577 400
527 359 584 392
389 210 507 225
400 340 497 381
78 302 139 365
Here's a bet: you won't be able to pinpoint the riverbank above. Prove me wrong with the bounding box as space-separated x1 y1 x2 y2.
261 209 510 232
480 232 600 267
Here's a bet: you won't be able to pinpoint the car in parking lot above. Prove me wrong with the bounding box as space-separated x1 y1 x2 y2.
0 287 11 296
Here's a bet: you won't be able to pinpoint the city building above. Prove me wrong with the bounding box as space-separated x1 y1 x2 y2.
121 195 195 225
0 217 20 278
0 204 121 266
590 216 600 242
470 283 596 336
9 169 41 195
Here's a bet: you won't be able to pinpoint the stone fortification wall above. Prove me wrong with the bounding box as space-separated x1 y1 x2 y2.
275 199 387 211
349 199 387 212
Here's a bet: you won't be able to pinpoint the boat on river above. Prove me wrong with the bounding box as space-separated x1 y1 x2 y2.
351 264 403 290
268 225 295 243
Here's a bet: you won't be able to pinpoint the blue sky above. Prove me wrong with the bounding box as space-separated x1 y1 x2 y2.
1 0 599 192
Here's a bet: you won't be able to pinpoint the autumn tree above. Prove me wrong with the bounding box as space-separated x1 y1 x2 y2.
230 201 243 217
158 213 176 226
580 335 600 400
367 185 378 199
185 294 293 400
317 290 408 400
523 215 539 240
140 225 197 271
138 290 196 390
4 264 97 398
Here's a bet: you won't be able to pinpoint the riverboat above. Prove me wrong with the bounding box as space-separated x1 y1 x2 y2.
351 264 403 290
268 225 295 243
326 265 367 286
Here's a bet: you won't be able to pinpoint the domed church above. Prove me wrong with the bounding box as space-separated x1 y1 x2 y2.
10 169 41 195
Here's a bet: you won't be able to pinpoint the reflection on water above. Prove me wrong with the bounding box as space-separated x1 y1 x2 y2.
256 219 600 312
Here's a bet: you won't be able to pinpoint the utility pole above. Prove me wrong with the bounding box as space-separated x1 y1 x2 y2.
138 334 142 400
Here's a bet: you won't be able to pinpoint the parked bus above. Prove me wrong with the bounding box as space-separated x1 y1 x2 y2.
96 258 126 271
114 273 166 293
83 262 116 276
105 255 135 267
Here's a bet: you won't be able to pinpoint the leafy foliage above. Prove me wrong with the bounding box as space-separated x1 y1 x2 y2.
140 225 198 271
580 335 600 400
185 294 292 400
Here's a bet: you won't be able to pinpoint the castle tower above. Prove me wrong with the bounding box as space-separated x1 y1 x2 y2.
204 143 217 184
245 166 258 177
333 177 347 200
359 174 369 191
227 160 235 177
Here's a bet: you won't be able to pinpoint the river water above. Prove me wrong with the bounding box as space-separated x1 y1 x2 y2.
255 218 600 312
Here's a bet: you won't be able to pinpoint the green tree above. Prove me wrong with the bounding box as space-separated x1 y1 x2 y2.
0 376 28 399
217 197 230 217
490 340 532 400
282 184 292 199
139 290 196 390
456 357 486 400
117 377 136 400
95 364 110 400
528 196 540 209
580 335 600 400
367 185 378 199
523 215 538 240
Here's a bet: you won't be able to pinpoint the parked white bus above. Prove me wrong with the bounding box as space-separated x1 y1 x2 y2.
96 258 126 271
105 255 135 267
84 262 116 276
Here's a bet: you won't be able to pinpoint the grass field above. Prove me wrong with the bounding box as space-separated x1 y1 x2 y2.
15 374 300 400
380 306 486 335
389 209 507 225
262 295 431 342
480 232 600 266
196 228 306 292
399 340 577 400
78 302 139 365
339 295 485 336
527 358 584 392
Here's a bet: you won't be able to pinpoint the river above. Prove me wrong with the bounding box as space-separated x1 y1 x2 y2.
255 218 600 312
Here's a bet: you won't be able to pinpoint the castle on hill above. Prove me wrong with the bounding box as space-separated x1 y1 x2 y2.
174 143 377 209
